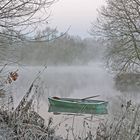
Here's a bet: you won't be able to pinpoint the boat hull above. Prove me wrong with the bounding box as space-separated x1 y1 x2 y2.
48 97 108 115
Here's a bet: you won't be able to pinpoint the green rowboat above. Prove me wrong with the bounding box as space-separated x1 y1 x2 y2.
48 97 108 115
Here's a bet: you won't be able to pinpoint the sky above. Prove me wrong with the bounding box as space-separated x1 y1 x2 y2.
48 0 105 38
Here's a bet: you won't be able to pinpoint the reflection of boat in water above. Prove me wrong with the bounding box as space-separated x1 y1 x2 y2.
48 97 108 115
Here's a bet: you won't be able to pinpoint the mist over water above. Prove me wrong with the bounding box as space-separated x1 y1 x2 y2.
15 63 111 94
12 62 120 111
10 61 140 138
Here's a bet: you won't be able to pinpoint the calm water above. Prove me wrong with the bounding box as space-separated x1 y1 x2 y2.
8 62 139 138
13 62 118 100
11 62 120 113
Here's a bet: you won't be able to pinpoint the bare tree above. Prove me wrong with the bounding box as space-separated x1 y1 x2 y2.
0 0 56 107
0 0 56 64
90 0 140 73
0 0 55 40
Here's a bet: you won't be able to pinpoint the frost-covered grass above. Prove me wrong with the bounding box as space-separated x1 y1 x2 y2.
0 83 58 140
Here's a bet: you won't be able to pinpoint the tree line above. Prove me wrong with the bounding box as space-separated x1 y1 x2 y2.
16 28 105 65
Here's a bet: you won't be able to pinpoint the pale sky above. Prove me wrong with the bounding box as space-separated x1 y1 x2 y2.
48 0 105 38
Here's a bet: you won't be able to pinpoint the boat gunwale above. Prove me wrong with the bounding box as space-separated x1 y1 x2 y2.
48 97 108 105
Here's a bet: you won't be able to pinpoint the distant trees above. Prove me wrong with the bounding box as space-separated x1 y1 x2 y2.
91 0 140 73
17 29 104 65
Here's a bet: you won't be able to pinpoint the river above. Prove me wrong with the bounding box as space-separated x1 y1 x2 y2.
9 62 136 138
13 62 118 100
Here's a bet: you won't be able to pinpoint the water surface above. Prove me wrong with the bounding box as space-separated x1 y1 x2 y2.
11 62 124 138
